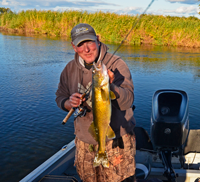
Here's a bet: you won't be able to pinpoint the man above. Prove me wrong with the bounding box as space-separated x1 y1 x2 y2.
56 23 136 182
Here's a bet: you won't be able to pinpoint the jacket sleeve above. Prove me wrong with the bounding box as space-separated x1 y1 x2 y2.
110 58 134 111
55 66 70 112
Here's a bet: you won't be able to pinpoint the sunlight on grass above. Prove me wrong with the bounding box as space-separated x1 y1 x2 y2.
0 10 200 47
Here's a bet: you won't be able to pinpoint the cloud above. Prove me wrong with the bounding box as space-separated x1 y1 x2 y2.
1 0 199 18
166 0 199 5
113 7 143 15
164 5 199 15
2 0 9 5
1 0 118 11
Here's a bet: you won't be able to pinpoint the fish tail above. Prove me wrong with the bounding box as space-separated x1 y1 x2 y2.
93 152 109 168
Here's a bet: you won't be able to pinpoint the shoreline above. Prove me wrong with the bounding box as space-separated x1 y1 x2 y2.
1 27 199 49
1 26 199 49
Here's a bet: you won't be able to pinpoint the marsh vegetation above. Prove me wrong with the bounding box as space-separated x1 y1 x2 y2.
0 10 200 47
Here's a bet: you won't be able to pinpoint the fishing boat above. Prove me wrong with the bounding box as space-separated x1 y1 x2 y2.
20 89 200 182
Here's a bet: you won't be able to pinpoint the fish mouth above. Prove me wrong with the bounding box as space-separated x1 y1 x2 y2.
93 61 102 72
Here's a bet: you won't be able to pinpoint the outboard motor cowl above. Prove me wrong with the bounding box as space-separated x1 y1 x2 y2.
150 89 189 182
151 89 189 151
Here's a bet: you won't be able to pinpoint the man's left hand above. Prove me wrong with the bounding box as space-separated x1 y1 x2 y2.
108 69 115 84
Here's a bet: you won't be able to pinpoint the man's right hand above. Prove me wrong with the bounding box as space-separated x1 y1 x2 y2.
64 93 85 110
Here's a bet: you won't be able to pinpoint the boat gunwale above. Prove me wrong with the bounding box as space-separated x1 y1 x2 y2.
19 139 75 182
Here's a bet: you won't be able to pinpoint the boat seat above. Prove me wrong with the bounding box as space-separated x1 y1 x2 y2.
134 127 153 151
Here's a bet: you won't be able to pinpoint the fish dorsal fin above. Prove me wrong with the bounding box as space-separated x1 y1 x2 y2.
88 121 98 142
110 91 116 100
106 125 115 139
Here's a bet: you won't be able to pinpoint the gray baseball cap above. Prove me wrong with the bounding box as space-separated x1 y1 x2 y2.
71 23 97 46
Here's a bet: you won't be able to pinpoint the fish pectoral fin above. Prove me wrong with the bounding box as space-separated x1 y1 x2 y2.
106 125 116 139
101 88 109 101
88 121 98 142
110 91 116 100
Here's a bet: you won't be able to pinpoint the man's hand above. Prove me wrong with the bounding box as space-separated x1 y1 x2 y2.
107 69 115 84
64 93 85 110
70 93 83 107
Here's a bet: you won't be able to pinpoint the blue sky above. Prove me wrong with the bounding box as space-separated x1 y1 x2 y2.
1 0 199 18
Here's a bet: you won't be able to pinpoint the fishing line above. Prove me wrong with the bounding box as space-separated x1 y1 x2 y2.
106 0 155 63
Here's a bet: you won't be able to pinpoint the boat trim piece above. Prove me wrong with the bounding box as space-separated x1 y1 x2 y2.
150 168 200 179
61 144 68 150
20 139 75 182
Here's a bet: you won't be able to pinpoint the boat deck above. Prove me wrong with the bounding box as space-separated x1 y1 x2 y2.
20 128 200 182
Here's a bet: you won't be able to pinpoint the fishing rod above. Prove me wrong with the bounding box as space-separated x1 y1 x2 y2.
62 0 154 125
62 83 92 125
107 0 155 63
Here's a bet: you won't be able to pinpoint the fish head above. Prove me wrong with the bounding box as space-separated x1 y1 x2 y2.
92 61 109 87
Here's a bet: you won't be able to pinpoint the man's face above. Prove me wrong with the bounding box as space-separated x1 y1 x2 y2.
72 36 100 64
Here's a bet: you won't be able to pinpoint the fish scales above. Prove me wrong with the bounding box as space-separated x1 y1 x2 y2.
88 61 115 168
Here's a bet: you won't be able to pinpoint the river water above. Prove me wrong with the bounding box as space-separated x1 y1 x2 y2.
1 32 200 182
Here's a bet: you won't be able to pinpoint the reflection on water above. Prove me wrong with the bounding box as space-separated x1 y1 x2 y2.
1 32 200 182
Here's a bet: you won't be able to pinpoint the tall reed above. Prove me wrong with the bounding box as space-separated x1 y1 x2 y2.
0 10 200 47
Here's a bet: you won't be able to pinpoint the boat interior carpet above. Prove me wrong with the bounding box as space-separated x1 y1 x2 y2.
184 129 200 155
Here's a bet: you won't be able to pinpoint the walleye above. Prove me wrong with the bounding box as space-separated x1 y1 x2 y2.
88 61 116 168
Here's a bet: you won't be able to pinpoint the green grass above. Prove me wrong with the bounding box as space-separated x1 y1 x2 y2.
0 10 200 47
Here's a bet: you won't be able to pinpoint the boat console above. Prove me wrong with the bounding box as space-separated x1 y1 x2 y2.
150 89 189 182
